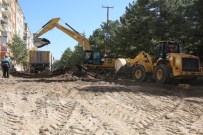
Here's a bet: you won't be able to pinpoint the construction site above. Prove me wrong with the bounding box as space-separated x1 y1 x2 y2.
0 0 203 135
0 69 202 135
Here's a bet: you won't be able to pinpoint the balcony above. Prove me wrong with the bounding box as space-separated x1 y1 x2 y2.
1 31 7 37
2 24 8 31
1 5 11 17
1 16 8 24
1 17 11 32
0 25 3 31
2 24 11 32
23 35 27 40
2 0 11 5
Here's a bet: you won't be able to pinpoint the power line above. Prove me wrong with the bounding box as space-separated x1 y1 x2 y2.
102 5 114 53
102 5 114 34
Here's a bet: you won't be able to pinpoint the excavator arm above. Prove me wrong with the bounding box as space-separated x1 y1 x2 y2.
34 17 116 69
34 18 92 51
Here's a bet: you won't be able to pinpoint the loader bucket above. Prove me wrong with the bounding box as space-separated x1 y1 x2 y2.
115 58 127 73
33 38 50 48
114 58 133 79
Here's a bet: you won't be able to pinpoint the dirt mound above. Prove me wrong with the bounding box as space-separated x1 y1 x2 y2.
9 67 102 82
10 67 73 78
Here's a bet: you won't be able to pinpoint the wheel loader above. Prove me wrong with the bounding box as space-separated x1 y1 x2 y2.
115 41 203 84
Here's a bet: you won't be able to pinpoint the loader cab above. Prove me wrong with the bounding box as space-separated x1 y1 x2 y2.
155 41 180 60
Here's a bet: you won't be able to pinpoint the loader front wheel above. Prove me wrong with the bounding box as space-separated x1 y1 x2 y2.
132 65 147 82
155 64 171 84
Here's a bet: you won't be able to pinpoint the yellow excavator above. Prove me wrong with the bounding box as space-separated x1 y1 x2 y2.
115 41 203 84
33 18 115 73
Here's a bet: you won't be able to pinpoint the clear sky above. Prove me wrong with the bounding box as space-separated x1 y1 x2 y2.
18 0 134 60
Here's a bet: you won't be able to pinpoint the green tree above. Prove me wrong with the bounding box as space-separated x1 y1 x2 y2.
111 0 199 57
59 45 83 67
183 0 203 59
52 60 61 69
89 20 121 53
61 0 203 62
60 47 73 67
70 45 83 66
114 0 154 57
7 35 27 64
89 28 105 51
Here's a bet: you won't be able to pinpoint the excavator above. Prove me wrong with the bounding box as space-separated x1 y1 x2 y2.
33 18 116 75
115 40 203 84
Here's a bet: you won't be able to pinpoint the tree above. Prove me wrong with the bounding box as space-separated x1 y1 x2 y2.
114 0 154 57
183 0 203 60
7 35 27 64
59 45 83 67
60 47 73 67
52 60 61 69
110 0 201 58
89 20 121 56
63 0 203 62
70 45 83 66
89 28 105 51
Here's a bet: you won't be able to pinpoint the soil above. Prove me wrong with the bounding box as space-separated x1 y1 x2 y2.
0 72 202 135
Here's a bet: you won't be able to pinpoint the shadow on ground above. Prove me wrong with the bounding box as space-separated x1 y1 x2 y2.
78 79 203 98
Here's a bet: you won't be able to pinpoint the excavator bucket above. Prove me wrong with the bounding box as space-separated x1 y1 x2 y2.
33 38 50 48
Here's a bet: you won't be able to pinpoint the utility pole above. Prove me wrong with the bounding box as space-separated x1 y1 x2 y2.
102 5 114 55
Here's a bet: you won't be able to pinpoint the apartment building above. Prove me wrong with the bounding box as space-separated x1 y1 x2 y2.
0 0 33 59
0 0 12 46
24 23 33 50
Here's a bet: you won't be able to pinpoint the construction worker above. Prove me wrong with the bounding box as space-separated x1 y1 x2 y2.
1 53 10 78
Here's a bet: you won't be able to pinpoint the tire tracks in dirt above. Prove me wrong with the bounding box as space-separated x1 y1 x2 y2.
0 78 202 135
68 82 203 135
0 79 33 135
142 85 203 135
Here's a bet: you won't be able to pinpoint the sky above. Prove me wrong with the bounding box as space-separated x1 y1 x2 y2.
18 0 134 60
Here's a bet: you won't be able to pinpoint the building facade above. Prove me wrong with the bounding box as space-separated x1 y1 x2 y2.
0 0 33 56
0 0 34 71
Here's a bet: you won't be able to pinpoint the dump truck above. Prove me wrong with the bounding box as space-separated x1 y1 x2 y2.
115 41 203 84
28 50 52 73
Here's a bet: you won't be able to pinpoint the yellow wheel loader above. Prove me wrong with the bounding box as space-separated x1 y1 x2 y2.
115 41 203 84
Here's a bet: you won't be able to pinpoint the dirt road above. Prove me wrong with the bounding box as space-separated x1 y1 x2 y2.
0 75 202 135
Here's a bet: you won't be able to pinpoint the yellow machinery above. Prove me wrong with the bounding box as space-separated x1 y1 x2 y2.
33 18 115 72
115 41 203 84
